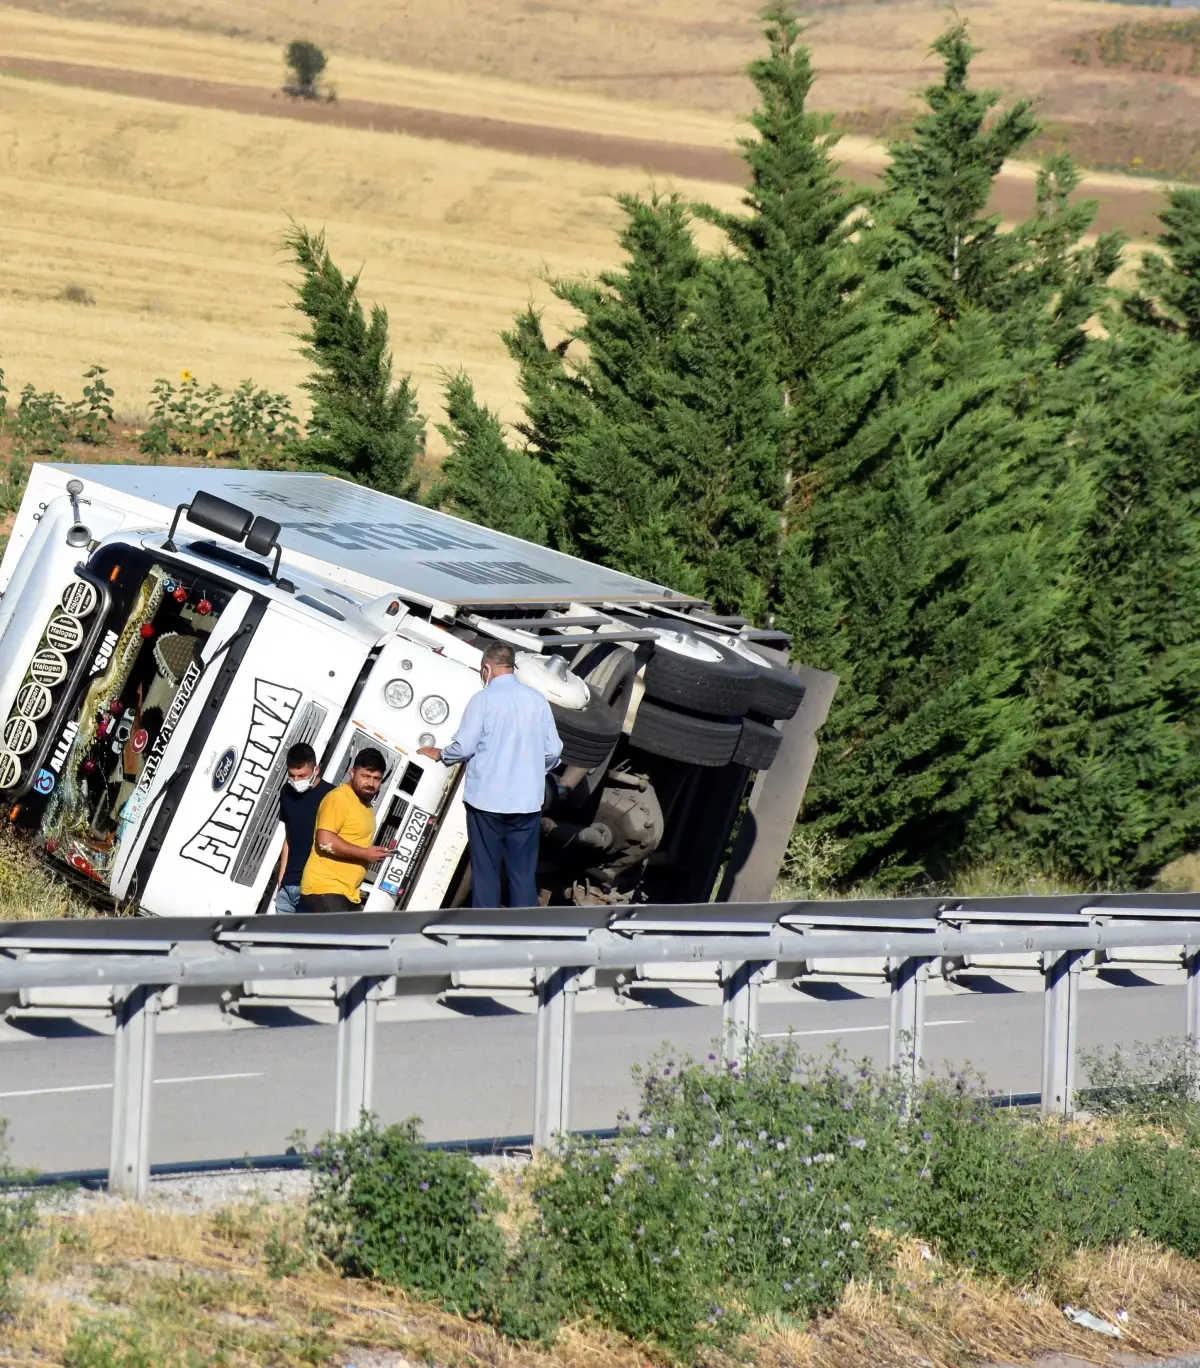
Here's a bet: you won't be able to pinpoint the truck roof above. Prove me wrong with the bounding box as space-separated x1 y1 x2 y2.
51 466 688 609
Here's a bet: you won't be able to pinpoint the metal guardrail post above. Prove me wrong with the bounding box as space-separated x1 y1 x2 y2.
888 956 929 1106
1041 949 1084 1118
334 976 385 1133
108 984 163 1200
534 967 581 1153
721 960 765 1066
1186 951 1200 1101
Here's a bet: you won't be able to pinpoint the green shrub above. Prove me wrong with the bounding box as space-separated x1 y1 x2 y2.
0 1120 39 1319
139 374 298 465
298 1045 1200 1360
72 366 115 445
303 1115 504 1315
62 1319 155 1368
1080 1035 1200 1125
516 1045 1200 1350
513 1137 719 1357
13 383 70 462
512 1047 916 1357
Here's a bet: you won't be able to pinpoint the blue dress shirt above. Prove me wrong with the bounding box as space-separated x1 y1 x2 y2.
441 673 563 814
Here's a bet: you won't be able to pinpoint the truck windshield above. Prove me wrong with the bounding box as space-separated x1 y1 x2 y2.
24 545 234 887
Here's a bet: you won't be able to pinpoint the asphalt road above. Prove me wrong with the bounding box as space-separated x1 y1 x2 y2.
0 976 1185 1173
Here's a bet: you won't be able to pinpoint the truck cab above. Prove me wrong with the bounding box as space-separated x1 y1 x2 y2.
0 465 820 918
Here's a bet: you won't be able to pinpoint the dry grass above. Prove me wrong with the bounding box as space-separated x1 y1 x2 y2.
1156 851 1200 893
0 69 742 436
760 1236 1200 1367
7 1197 1200 1367
0 827 98 921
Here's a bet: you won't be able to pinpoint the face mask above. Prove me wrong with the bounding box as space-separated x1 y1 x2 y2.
288 775 314 793
480 667 492 688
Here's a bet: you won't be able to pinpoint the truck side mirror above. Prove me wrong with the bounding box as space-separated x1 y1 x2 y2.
164 491 253 550
245 515 281 556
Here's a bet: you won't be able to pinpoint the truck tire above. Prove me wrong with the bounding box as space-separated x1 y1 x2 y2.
551 686 622 770
747 661 806 721
576 642 637 727
695 631 807 721
643 633 759 718
628 698 741 767
733 715 783 770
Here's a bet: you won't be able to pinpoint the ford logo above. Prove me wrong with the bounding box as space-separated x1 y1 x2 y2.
212 747 238 791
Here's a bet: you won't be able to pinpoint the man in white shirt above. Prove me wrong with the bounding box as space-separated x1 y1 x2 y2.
419 642 562 907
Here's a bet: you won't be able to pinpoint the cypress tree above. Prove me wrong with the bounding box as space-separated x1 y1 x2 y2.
429 371 552 545
506 194 786 611
1126 187 1200 341
696 2 863 536
285 225 424 498
776 26 1102 885
876 22 1037 323
1010 192 1200 880
782 312 1080 885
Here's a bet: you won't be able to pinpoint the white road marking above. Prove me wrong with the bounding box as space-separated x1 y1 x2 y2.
0 1082 110 1099
761 1018 971 1039
0 1071 263 1099
155 1073 264 1086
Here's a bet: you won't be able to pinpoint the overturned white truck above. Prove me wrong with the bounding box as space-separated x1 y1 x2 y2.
0 466 834 917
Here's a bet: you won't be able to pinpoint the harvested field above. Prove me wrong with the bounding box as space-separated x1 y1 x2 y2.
0 3 1179 452
3 0 1198 182
0 68 743 432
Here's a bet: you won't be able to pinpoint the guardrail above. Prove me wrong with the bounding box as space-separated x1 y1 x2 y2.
5 893 1200 1198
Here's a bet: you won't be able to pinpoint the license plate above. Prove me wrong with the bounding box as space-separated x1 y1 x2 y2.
378 808 435 901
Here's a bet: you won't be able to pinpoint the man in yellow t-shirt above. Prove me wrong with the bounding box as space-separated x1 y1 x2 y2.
299 748 392 913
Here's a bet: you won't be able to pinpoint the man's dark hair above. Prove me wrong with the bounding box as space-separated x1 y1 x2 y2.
286 742 317 769
481 641 515 670
352 746 387 774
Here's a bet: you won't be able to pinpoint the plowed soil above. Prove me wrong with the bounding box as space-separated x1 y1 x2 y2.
0 53 1170 239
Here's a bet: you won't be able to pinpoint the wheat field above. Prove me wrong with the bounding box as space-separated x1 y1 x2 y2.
0 67 742 437
0 0 1176 447
0 0 1136 119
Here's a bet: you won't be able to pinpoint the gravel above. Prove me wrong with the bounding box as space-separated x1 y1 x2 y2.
35 1150 532 1215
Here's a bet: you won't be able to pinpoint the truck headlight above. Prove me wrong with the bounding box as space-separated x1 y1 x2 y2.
384 679 414 709
419 695 450 725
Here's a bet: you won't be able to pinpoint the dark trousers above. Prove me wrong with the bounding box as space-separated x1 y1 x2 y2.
298 892 359 914
465 805 541 908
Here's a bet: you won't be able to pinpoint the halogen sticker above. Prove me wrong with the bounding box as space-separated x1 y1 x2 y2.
3 716 37 756
61 580 99 618
0 750 20 790
44 614 84 654
15 683 51 721
29 649 68 687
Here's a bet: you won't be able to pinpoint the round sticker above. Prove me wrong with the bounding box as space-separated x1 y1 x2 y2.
0 750 20 791
131 728 148 754
29 649 68 687
61 580 98 618
2 716 36 756
15 682 51 721
45 613 85 653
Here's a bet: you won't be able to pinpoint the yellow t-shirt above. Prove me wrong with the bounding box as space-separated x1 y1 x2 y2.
299 784 378 902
